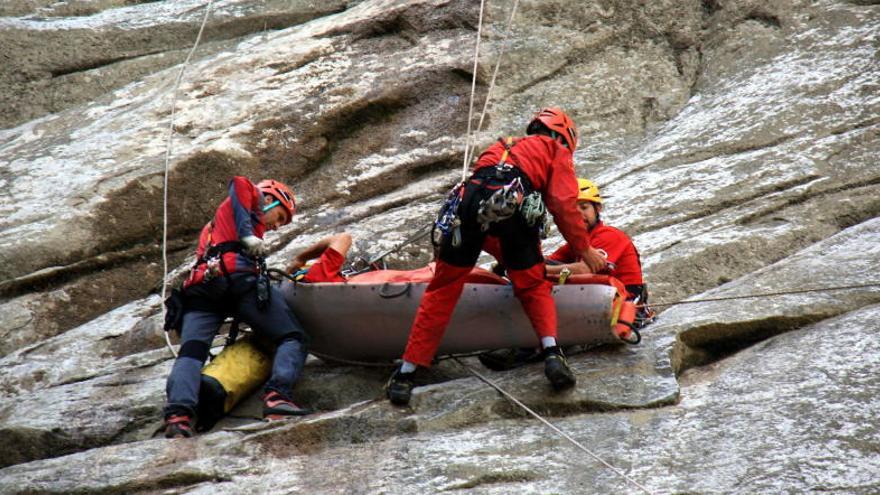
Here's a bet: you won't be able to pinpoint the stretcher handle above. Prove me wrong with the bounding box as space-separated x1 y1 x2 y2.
378 282 412 299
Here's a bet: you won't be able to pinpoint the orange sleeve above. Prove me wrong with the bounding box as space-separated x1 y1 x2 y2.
591 228 628 265
546 243 577 263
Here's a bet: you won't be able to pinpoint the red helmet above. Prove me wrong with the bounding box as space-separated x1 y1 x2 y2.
257 179 296 223
527 107 578 152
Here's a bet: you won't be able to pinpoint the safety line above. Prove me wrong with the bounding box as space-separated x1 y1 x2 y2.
376 1 519 261
309 350 397 368
461 0 487 181
466 0 521 166
452 358 655 495
367 224 433 267
644 282 880 309
161 0 215 358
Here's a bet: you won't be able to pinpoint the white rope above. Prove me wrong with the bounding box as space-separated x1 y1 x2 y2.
460 0 487 181
466 0 521 165
161 1 215 358
453 358 656 495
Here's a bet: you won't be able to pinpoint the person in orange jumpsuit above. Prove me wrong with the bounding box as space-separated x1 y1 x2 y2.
386 108 608 405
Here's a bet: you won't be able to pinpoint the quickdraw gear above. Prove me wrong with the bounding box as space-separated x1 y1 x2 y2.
434 181 465 247
540 213 553 239
474 136 547 233
519 191 545 226
476 176 524 231
204 255 222 281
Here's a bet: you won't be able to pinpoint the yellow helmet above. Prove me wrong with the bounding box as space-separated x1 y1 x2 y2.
576 178 603 204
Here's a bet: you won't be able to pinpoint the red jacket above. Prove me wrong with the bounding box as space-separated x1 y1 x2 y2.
547 221 644 287
302 247 347 283
185 176 267 287
473 135 590 253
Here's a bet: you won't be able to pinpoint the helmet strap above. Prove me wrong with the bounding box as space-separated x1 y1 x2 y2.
261 200 281 212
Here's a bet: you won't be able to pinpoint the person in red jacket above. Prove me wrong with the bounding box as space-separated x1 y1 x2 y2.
544 178 646 299
163 176 311 438
479 178 654 372
386 107 608 405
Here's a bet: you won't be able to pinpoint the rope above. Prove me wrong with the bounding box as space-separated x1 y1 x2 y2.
161 1 215 359
466 0 521 166
309 350 397 368
372 0 519 261
461 0 487 181
643 282 880 309
367 224 433 266
452 358 655 495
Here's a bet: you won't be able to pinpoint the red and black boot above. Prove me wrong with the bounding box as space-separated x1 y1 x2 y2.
262 390 312 420
164 414 194 439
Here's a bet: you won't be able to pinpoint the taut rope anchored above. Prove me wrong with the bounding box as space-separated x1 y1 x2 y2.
643 282 880 309
461 0 487 182
453 358 655 495
370 0 522 264
161 0 215 358
465 0 522 167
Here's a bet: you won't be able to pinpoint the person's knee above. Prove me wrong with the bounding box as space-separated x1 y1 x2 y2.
275 329 308 348
178 340 211 361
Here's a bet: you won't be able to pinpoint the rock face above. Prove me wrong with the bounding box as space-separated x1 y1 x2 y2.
1 0 879 493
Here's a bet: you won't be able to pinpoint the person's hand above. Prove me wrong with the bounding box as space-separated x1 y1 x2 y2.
579 246 607 273
241 235 268 257
286 256 304 274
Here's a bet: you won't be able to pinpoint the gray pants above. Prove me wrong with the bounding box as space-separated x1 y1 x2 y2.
163 273 307 418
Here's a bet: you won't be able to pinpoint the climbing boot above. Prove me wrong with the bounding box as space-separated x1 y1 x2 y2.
262 390 312 419
543 346 577 390
164 414 194 439
386 366 416 406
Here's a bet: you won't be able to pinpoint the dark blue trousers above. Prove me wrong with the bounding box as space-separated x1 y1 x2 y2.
164 273 307 418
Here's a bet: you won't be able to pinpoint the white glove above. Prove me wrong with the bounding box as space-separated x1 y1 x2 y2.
241 235 268 257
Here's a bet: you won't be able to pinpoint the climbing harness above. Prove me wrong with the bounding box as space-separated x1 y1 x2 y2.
161 0 215 358
471 137 549 234
196 227 245 283
452 358 655 495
